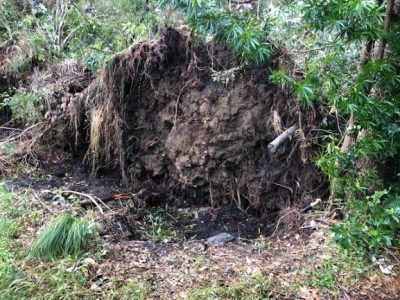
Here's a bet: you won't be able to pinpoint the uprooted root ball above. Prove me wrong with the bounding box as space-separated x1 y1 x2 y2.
67 28 325 216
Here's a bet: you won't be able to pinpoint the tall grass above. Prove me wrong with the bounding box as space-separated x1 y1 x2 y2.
31 214 96 260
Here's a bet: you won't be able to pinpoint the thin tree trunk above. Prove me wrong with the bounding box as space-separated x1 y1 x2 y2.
361 40 375 65
340 114 355 153
341 0 395 153
377 0 395 59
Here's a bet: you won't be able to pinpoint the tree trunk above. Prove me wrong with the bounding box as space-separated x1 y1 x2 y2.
377 0 395 59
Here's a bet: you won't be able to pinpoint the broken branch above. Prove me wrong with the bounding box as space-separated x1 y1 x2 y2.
268 125 298 153
61 190 105 215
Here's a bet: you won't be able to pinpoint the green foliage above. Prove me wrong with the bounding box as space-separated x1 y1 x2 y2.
304 250 367 293
0 184 31 299
187 271 270 300
269 69 315 106
269 69 294 89
60 1 162 71
1 90 42 125
0 0 23 41
1 0 162 73
332 190 400 252
0 220 29 300
294 0 400 257
303 0 384 42
160 0 273 65
293 81 315 106
31 214 96 260
143 208 177 242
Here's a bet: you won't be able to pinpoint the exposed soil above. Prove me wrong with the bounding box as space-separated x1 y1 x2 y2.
62 28 327 217
7 150 268 242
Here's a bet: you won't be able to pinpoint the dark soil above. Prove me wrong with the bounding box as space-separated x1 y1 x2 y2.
7 152 124 200
69 28 326 217
6 150 267 242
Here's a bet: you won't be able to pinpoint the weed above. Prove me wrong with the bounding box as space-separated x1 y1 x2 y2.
31 214 97 260
187 271 271 300
0 184 32 299
253 235 270 253
304 249 368 295
211 67 242 86
121 278 155 300
143 208 177 242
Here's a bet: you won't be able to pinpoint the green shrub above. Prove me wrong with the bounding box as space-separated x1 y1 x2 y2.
1 90 43 125
332 190 400 253
160 0 273 65
31 214 97 260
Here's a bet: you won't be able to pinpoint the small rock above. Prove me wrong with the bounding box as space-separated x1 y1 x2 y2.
207 232 235 245
82 258 98 269
379 264 395 275
90 283 102 293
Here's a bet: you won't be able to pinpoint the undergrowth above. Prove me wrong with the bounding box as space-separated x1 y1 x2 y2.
31 213 97 260
0 184 156 299
143 208 178 242
332 190 400 253
186 271 271 300
303 249 369 296
0 183 30 299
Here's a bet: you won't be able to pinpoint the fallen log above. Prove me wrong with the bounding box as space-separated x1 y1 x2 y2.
268 125 298 153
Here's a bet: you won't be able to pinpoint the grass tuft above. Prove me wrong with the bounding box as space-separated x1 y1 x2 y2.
31 214 96 260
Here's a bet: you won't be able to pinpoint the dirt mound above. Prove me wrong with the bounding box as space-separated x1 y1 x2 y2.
69 28 325 215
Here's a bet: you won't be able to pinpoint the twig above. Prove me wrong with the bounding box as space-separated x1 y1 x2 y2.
0 126 24 132
0 122 44 148
270 182 293 194
32 190 56 215
62 190 105 215
270 210 295 238
80 193 132 208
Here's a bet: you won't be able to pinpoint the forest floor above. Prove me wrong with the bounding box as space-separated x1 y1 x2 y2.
1 149 400 299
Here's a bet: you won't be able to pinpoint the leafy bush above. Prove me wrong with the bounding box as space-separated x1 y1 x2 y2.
0 0 24 41
160 0 273 65
31 214 96 260
333 190 400 252
1 90 42 125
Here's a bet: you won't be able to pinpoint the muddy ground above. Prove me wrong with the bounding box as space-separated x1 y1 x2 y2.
7 150 272 241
